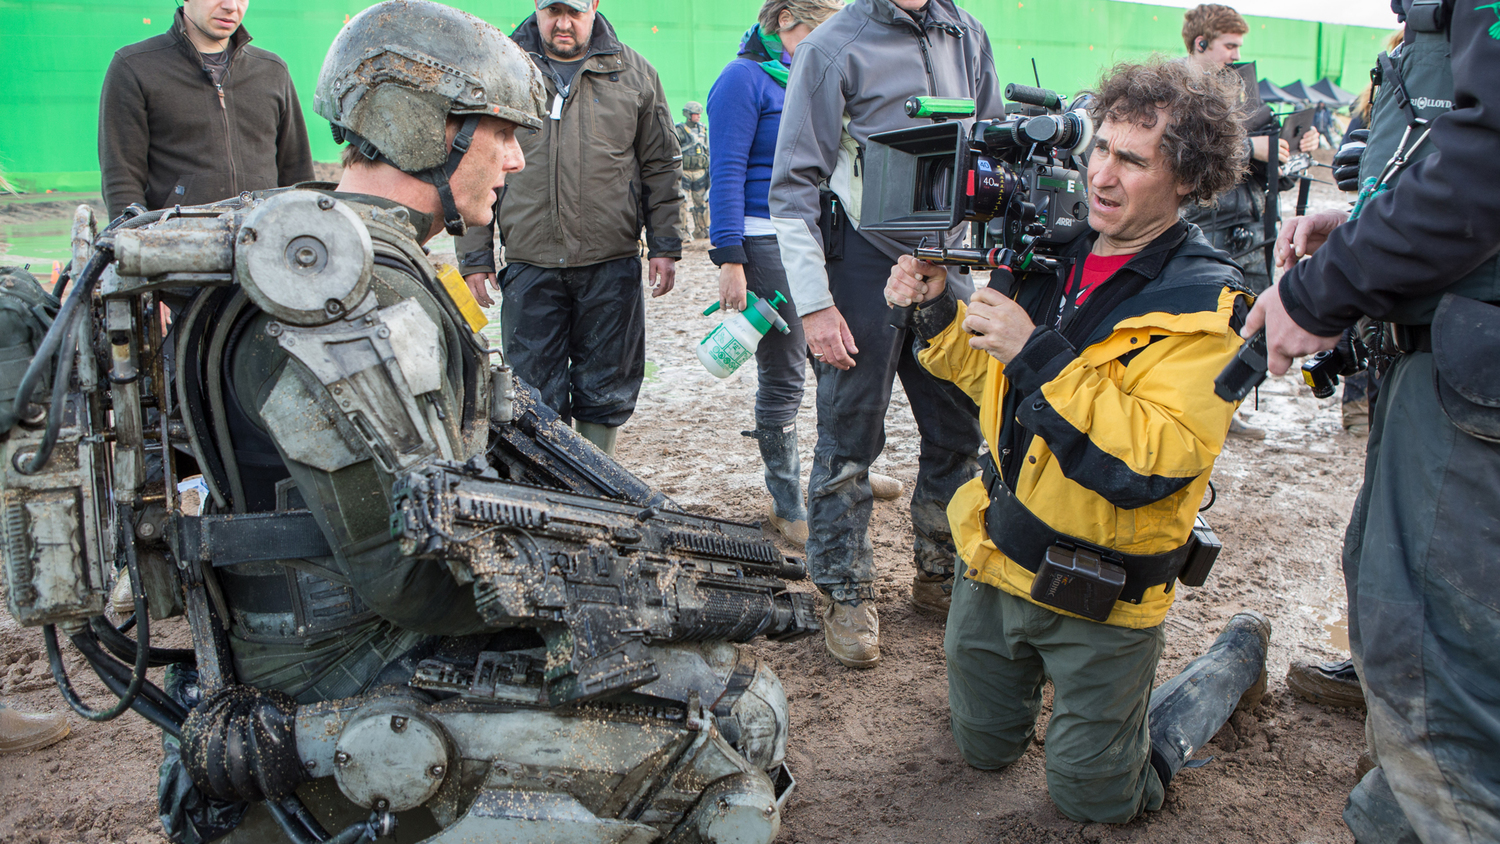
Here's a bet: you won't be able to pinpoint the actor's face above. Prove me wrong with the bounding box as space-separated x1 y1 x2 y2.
182 0 247 44
1086 115 1191 252
449 117 525 227
687 113 700 124
891 0 929 10
536 1 599 61
1198 33 1242 68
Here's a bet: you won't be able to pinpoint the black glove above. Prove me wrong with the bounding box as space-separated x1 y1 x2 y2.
181 685 306 803
1333 129 1369 192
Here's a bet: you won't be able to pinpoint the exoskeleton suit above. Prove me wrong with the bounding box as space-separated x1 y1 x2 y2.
0 4 814 843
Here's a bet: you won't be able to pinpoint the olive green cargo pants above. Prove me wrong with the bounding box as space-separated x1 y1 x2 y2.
944 577 1167 823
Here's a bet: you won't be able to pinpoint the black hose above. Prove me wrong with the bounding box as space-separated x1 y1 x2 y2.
275 796 333 842
92 615 197 668
69 629 186 736
43 511 152 722
15 309 79 475
51 268 70 298
267 799 387 844
11 245 112 475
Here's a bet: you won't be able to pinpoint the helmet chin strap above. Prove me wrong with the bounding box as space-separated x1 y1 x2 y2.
337 114 482 237
426 114 481 237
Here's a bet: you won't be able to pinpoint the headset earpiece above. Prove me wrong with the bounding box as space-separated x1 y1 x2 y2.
1197 38 1209 52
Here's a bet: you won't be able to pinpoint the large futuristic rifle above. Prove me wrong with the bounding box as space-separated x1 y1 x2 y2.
391 462 819 706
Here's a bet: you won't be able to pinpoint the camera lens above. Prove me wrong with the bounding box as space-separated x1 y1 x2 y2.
916 155 954 213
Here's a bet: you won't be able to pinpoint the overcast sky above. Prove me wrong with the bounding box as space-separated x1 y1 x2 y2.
1119 0 1402 29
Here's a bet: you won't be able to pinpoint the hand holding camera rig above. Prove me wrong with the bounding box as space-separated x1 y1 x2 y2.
861 85 1096 329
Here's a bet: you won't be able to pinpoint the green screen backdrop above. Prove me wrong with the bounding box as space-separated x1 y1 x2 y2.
0 0 1395 193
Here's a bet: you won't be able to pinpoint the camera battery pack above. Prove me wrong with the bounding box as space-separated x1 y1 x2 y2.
1030 545 1126 622
1178 516 1223 588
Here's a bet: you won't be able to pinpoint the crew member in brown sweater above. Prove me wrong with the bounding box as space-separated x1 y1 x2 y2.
97 0 314 220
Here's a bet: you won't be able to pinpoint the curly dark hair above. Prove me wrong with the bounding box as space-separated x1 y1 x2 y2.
1086 58 1248 207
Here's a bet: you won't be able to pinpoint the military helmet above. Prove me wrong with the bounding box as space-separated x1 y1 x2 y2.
315 0 546 174
683 101 704 116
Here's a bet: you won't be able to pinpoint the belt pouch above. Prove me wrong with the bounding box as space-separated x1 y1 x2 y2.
1030 545 1126 622
1178 516 1222 588
1432 294 1500 442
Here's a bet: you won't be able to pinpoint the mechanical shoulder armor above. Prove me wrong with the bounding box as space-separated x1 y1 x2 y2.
2 192 816 844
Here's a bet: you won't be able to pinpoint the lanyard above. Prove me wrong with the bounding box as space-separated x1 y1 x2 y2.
541 58 574 121
1350 119 1433 221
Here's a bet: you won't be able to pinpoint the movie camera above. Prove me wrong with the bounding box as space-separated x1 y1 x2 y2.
860 85 1096 328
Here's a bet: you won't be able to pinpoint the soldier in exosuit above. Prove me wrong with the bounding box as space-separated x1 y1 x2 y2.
0 4 811 843
676 102 711 240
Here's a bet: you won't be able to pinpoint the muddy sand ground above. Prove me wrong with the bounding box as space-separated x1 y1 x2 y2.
1 172 1368 843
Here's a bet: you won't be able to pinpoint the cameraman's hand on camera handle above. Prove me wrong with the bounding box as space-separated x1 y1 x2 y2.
804 306 859 370
885 255 946 309
964 288 1034 364
1274 209 1349 269
1242 281 1341 376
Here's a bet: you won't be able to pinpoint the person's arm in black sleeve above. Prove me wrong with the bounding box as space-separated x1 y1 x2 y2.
1279 6 1500 335
275 71 316 186
99 56 150 220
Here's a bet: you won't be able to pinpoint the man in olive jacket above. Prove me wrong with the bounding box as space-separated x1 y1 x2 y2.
97 0 314 221
457 0 683 457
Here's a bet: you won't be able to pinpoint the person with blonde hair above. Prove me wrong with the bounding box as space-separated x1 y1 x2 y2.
706 0 844 548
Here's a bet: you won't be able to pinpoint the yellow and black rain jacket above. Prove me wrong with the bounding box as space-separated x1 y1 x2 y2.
914 221 1251 628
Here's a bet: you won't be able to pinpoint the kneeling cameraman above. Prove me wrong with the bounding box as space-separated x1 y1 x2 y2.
887 58 1268 823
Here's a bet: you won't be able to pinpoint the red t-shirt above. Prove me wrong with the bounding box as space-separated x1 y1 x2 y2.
1066 252 1133 307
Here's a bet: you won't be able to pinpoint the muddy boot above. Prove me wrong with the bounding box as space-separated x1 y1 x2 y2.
574 421 619 457
0 701 69 754
1341 398 1371 436
1146 611 1270 787
823 599 880 669
869 472 904 500
1228 413 1266 440
912 566 954 617
744 424 807 546
1287 657 1365 710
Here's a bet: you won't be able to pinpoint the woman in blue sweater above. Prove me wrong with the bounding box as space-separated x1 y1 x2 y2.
707 0 843 546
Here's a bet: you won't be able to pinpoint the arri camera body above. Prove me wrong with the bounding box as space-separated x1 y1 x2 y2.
862 85 1095 326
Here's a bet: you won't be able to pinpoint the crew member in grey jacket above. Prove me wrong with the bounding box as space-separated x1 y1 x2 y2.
768 0 1001 668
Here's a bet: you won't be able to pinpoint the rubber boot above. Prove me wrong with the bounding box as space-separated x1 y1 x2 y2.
574 421 619 458
0 700 69 753
1146 611 1271 788
744 423 807 546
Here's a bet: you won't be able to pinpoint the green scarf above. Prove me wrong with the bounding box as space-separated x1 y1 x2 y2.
739 24 790 88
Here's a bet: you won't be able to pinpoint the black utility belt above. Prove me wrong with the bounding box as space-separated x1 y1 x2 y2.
1386 322 1432 354
980 461 1220 622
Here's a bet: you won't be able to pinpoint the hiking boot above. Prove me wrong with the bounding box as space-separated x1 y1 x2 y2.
1287 658 1365 710
765 504 808 546
1228 413 1266 440
823 601 880 669
110 568 135 616
912 573 953 617
869 472 903 500
1342 398 1371 436
0 701 69 754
